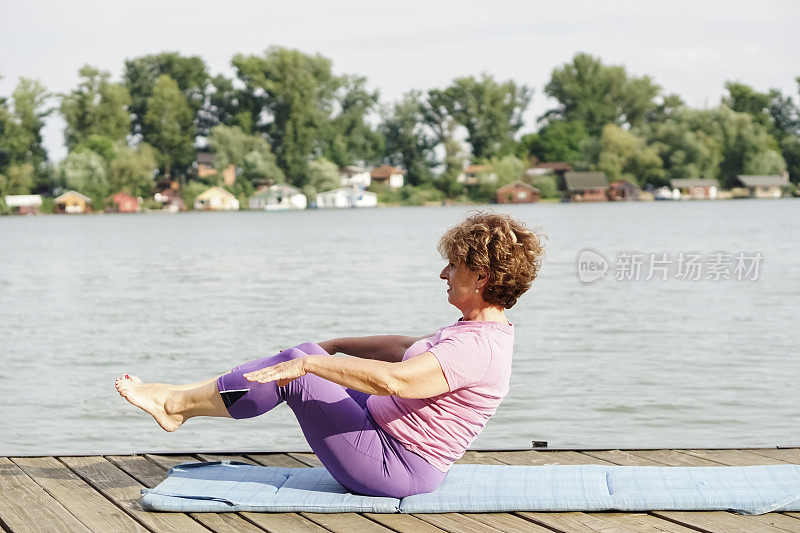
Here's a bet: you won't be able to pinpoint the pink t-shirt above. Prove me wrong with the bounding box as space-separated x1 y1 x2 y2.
366 319 514 472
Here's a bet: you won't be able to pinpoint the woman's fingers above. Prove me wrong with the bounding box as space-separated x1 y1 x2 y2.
243 360 301 384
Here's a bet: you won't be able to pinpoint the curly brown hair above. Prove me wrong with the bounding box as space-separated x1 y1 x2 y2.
438 212 545 309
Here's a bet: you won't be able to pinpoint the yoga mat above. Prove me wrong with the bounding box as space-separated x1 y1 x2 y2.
141 461 800 514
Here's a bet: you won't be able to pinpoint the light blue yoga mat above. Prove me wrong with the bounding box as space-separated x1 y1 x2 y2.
141 461 800 514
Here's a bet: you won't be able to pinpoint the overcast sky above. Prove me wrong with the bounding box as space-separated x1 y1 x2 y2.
2 0 798 162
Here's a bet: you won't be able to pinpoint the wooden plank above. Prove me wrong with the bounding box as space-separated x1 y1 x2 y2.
413 513 510 533
590 512 700 533
746 448 800 464
681 449 791 466
581 450 665 466
11 456 148 533
517 511 645 532
302 512 395 532
59 455 209 533
0 457 91 533
623 449 722 467
109 455 267 533
246 453 309 468
465 512 556 532
485 450 616 466
195 453 260 465
651 510 798 533
145 454 198 470
287 452 324 467
364 512 449 532
455 451 506 465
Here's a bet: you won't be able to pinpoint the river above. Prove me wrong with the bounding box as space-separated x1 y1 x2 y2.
1 199 798 453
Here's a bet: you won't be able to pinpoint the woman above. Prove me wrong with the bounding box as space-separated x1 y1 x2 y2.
115 212 544 498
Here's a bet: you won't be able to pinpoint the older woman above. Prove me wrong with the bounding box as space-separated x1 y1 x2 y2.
115 212 543 498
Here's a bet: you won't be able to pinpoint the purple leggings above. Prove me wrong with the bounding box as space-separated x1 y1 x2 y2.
216 342 446 498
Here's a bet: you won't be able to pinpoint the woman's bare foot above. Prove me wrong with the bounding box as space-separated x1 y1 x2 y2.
115 374 184 432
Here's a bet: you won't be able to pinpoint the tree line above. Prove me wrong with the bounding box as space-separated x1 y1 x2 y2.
1 48 799 209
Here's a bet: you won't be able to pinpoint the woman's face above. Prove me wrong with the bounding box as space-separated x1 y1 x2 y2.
440 260 482 308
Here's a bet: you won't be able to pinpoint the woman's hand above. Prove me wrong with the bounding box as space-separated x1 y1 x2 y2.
243 356 309 387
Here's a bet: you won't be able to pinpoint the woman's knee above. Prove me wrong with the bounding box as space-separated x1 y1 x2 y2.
291 342 327 355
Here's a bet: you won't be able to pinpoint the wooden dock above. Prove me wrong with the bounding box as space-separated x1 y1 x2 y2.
2 447 800 532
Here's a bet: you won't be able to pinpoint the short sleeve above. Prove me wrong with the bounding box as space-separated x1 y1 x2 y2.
427 331 491 391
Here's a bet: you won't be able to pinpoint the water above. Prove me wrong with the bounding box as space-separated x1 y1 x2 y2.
1 200 798 454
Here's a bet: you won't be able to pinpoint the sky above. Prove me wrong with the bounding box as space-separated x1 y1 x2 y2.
1 0 798 163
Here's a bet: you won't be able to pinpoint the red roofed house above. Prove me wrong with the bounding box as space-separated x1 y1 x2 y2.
496 181 540 204
109 192 141 213
370 165 405 189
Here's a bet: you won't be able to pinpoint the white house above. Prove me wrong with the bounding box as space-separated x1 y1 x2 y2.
194 186 240 211
4 194 42 214
339 166 372 189
370 165 405 189
249 184 307 210
316 187 378 209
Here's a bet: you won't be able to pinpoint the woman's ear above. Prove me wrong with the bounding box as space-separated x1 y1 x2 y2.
476 269 489 289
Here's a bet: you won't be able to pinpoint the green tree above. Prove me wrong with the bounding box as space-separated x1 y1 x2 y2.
0 78 50 189
443 73 531 159
381 90 436 186
233 47 340 186
124 52 209 139
207 125 284 185
723 81 772 128
0 163 35 196
425 89 468 195
58 150 109 205
520 120 587 164
544 53 660 135
199 74 260 134
529 175 559 199
61 66 131 149
144 75 195 178
486 154 526 186
744 149 786 175
108 143 158 197
304 156 340 199
596 124 663 185
780 135 800 183
324 75 383 167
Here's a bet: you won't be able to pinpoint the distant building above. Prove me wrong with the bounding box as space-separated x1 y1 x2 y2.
564 171 609 202
496 181 540 204
154 188 186 213
457 164 497 186
195 153 237 186
736 175 788 199
654 186 679 201
54 190 92 214
525 162 573 179
109 192 141 213
249 184 307 210
670 178 719 200
316 187 378 208
339 165 371 189
607 180 641 201
3 194 42 215
194 186 240 211
370 165 405 189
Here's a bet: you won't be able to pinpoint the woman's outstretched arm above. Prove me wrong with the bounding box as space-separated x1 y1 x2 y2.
244 351 450 399
319 334 434 363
